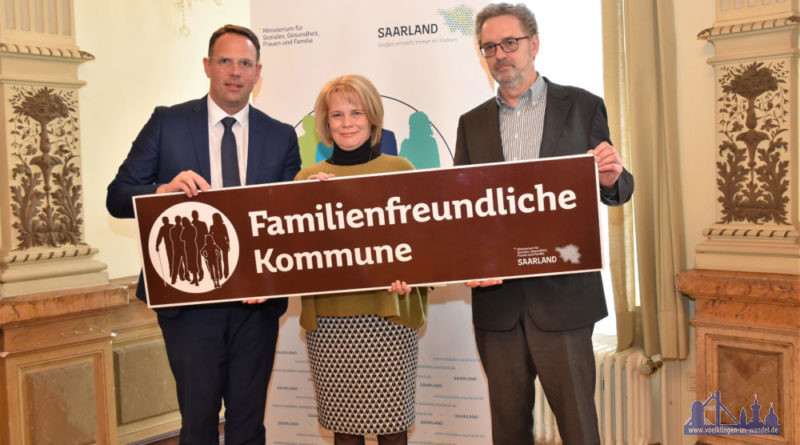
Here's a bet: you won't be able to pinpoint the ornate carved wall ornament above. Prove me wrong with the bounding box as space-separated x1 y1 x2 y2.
716 61 790 225
8 86 85 250
0 1 108 295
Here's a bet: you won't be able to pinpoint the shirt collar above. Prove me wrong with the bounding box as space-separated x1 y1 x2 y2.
207 96 250 127
496 73 546 108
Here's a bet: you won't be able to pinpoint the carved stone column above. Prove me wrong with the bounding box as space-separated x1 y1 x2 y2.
696 0 800 274
0 0 107 297
0 4 184 443
677 2 800 444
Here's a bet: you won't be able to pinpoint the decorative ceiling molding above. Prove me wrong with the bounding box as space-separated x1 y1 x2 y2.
698 15 800 39
0 42 94 60
703 227 799 238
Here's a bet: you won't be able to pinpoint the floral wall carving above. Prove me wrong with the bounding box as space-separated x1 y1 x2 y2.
716 61 790 225
7 86 85 250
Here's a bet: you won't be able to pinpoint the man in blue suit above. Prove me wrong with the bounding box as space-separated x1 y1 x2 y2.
107 25 301 444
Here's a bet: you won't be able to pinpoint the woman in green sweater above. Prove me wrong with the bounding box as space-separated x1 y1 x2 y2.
295 74 428 445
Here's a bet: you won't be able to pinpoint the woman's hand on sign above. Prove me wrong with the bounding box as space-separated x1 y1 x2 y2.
465 279 503 288
307 172 336 181
388 280 411 295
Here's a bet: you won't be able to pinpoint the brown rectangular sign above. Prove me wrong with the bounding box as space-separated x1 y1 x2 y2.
134 155 602 308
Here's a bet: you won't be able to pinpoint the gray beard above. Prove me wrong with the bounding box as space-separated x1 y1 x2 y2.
492 62 533 89
496 72 522 88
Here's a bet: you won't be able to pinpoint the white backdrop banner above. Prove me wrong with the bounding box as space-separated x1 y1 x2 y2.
251 1 499 171
251 1 606 443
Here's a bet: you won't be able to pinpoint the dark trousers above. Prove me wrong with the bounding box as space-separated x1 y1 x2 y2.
474 310 599 445
157 303 281 445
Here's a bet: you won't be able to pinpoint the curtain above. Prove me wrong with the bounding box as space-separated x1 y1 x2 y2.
601 0 689 360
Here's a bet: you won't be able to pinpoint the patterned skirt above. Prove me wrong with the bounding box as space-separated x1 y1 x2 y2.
306 314 419 435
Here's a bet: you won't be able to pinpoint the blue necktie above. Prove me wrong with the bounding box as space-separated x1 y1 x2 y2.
221 117 240 187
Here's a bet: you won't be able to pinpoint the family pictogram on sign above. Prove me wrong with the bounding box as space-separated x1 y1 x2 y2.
147 202 239 294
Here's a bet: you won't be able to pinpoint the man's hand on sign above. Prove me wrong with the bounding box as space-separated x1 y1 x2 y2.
587 141 623 188
388 280 411 295
307 172 336 181
465 279 503 288
157 170 211 197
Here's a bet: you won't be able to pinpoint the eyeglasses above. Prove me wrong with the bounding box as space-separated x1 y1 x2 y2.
480 36 530 58
209 56 258 71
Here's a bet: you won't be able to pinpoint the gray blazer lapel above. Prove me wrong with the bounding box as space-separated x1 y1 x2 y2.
481 99 505 162
539 80 570 159
189 98 211 181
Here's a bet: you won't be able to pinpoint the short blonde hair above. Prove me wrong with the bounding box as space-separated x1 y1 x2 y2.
314 74 384 147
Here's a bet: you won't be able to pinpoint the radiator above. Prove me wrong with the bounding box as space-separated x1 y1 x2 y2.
532 335 653 445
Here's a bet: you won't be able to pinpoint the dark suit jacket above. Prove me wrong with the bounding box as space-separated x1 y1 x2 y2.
454 78 634 332
107 96 301 313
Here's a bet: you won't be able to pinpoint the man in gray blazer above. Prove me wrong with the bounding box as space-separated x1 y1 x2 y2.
454 4 633 444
